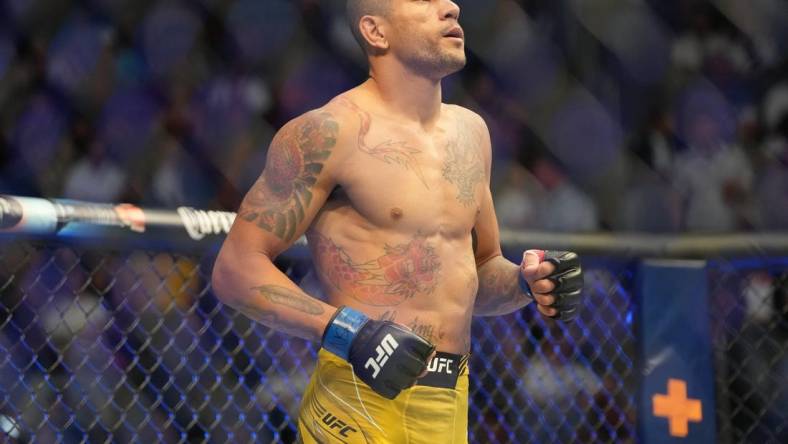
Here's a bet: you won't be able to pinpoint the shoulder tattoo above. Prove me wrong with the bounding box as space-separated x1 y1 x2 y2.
239 111 339 241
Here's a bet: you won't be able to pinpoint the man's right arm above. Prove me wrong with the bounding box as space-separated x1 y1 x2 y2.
213 104 435 399
211 109 342 342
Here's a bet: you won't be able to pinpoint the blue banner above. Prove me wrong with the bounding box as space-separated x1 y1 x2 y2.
637 260 715 443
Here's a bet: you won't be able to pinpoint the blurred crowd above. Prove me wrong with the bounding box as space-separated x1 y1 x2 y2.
1 0 787 232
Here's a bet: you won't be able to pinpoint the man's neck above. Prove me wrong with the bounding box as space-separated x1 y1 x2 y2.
366 59 443 127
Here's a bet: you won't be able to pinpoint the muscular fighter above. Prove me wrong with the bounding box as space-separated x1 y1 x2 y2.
212 0 583 442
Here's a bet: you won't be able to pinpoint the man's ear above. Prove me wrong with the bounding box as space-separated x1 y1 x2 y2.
359 15 389 51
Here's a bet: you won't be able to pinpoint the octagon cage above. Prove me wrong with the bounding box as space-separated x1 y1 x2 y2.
0 196 786 443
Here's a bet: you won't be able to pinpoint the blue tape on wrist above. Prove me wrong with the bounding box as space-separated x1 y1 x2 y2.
518 272 533 299
322 306 368 360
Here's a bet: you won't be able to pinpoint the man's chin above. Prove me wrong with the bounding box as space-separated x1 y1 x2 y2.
442 56 467 77
404 52 467 79
434 49 466 74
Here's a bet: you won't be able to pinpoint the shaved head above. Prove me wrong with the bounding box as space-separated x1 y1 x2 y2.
346 0 391 52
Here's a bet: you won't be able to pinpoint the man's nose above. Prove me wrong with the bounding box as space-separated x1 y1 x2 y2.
442 0 460 21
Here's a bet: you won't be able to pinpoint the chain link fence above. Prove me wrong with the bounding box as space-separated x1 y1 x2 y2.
708 257 788 444
0 237 785 443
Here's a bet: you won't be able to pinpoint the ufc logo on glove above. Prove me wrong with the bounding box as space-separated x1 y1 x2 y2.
322 306 435 399
365 334 399 378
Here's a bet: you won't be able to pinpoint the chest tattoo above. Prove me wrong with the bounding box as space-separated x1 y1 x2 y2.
338 98 428 188
442 120 485 206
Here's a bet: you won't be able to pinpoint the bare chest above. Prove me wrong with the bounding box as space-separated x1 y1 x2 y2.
328 113 486 236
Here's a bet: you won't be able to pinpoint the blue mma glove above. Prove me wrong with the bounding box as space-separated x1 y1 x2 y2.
322 306 435 399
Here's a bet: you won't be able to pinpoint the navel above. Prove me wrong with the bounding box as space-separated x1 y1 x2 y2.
390 207 404 220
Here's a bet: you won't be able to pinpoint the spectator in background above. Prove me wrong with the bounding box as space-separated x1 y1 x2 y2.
727 270 788 442
149 134 188 207
495 132 599 232
671 4 752 80
2 93 72 197
494 157 538 231
631 105 683 179
62 135 126 203
756 81 788 230
756 120 788 230
617 170 683 233
527 150 599 232
496 148 599 232
619 105 683 232
671 83 755 231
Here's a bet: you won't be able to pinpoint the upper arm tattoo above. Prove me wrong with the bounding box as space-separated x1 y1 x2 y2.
337 98 428 188
442 117 485 206
239 112 339 241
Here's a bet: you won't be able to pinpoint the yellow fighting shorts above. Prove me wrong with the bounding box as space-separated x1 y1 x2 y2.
296 349 469 443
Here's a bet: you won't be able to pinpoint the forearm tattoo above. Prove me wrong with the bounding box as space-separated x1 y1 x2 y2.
239 111 339 241
312 233 441 306
230 285 326 341
250 285 326 315
442 119 485 206
337 98 428 188
255 311 320 341
474 258 531 315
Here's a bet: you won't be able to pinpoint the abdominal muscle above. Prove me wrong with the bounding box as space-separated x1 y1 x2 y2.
307 225 478 355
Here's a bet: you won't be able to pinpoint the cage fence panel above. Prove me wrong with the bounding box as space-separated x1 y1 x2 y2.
708 257 788 444
0 239 786 443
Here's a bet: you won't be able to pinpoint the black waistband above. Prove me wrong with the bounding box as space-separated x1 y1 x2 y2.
415 351 468 389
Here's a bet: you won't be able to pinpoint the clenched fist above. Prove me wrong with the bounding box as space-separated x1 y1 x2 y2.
519 250 584 321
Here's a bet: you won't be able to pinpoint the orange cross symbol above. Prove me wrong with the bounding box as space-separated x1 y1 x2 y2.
653 378 702 437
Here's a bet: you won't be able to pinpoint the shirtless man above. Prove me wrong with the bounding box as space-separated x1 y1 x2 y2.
211 0 583 442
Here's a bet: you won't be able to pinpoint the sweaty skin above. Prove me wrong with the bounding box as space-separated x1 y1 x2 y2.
212 0 557 359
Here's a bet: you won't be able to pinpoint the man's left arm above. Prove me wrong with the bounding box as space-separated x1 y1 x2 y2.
472 238 531 316
471 117 583 319
472 189 546 317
